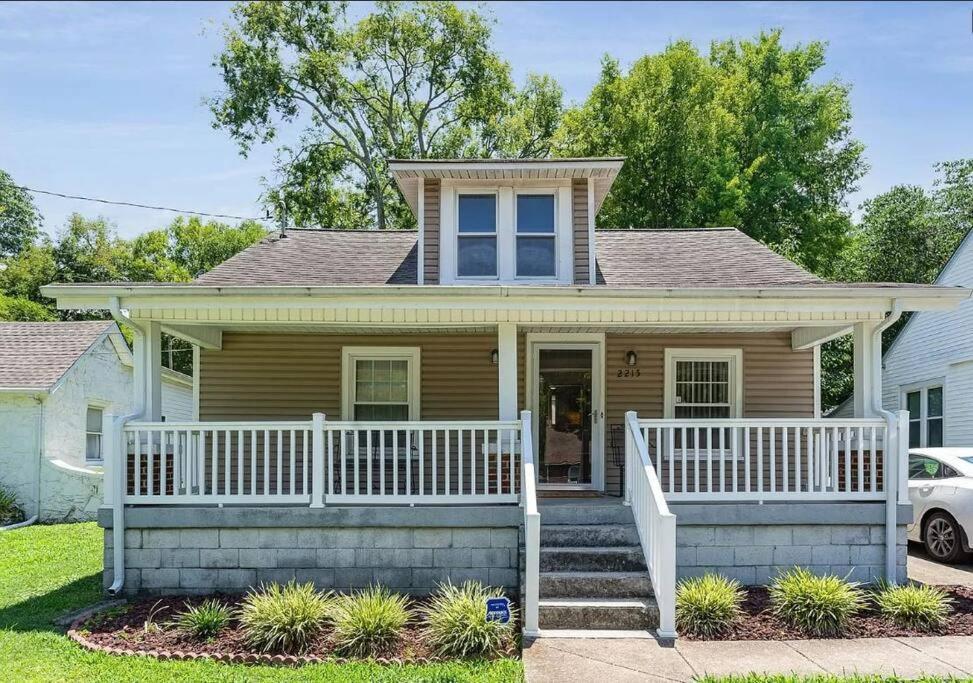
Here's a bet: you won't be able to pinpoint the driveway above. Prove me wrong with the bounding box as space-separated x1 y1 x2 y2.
908 542 973 587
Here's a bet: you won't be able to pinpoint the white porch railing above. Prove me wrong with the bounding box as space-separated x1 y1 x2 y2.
624 411 677 639
520 410 540 636
120 416 523 506
636 418 890 502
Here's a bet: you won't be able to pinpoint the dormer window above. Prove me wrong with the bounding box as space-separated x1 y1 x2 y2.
516 193 556 278
457 193 497 278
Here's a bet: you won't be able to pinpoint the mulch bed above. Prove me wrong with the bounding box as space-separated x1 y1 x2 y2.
70 594 519 666
682 585 973 641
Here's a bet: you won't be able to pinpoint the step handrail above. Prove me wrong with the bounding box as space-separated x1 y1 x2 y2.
625 410 677 639
520 410 540 636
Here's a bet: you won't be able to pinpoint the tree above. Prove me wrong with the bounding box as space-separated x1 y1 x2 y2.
130 216 266 280
211 1 559 230
0 294 54 322
556 31 865 272
0 170 41 257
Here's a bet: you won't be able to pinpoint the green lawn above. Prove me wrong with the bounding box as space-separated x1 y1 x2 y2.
0 522 523 682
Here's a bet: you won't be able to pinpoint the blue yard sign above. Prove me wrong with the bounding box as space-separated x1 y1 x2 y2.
485 597 511 624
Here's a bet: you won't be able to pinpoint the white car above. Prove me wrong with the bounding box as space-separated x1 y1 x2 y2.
907 448 973 563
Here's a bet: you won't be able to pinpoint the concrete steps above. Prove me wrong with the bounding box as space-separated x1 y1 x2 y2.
538 597 660 630
540 546 647 573
530 500 659 633
540 524 640 547
540 571 653 598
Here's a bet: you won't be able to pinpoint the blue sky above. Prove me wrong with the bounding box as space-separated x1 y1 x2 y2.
1 1 971 238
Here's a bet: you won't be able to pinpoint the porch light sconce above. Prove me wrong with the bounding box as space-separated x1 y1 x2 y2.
625 350 638 366
491 349 499 365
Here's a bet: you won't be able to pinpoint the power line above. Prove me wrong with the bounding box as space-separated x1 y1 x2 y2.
16 185 266 222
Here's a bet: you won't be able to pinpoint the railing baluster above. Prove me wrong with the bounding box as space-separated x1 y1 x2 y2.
419 428 425 497
263 429 270 496
237 429 244 496
302 430 308 496
380 429 386 497
353 430 360 496
494 429 500 496
870 426 877 493
405 429 412 496
680 427 687 494
731 426 738 493
770 427 777 493
744 427 751 492
445 428 451 496
458 429 464 496
211 429 219 497
392 429 399 496
795 427 802 493
290 429 296 496
706 428 713 494
757 427 764 494
782 427 788 493
857 426 864 494
366 429 373 497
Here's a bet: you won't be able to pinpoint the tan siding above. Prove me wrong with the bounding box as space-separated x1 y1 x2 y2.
604 332 814 489
423 179 441 284
572 178 589 284
200 332 499 421
200 331 813 493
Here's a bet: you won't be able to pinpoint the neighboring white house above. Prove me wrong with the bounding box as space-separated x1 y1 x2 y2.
0 321 192 522
833 231 973 439
871 231 973 448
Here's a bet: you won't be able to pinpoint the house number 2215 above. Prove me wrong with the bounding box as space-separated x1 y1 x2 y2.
616 368 641 378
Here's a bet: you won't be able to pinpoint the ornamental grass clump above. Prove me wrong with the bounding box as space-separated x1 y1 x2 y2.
675 574 744 638
174 599 232 641
0 487 24 526
330 585 410 658
238 581 332 654
873 581 953 631
770 567 864 637
421 581 517 658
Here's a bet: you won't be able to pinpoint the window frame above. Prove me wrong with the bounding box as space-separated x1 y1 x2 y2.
341 347 421 421
85 404 106 463
455 191 499 280
514 189 558 280
663 348 744 420
901 382 945 448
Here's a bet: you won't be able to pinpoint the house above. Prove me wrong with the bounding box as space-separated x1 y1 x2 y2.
878 230 973 449
0 321 193 522
41 158 970 638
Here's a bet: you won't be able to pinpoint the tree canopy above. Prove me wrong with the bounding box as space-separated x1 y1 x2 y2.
210 0 562 230
555 31 865 273
0 170 42 258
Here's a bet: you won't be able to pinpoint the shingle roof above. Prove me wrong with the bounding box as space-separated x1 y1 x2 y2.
593 229 823 287
0 321 116 390
194 227 829 289
194 230 417 287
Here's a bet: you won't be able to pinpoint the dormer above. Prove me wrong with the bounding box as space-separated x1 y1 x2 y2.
390 158 623 285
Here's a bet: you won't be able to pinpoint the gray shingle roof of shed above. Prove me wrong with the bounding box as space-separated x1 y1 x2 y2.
0 321 115 390
194 227 826 288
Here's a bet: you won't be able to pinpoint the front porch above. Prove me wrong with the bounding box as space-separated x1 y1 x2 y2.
96 315 912 640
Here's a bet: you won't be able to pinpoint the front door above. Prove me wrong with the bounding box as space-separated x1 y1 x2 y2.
528 337 604 490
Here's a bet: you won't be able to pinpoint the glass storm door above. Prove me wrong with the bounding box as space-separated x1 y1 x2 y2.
537 349 594 486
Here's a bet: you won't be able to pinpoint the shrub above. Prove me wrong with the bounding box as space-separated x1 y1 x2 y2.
421 581 517 658
770 567 864 636
873 581 953 631
239 581 332 654
0 487 25 526
675 574 744 637
330 585 409 658
174 599 232 640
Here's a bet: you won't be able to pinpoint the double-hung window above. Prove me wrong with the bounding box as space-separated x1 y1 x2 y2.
904 385 944 448
515 193 556 278
342 347 420 421
85 406 103 462
456 194 497 278
665 349 742 419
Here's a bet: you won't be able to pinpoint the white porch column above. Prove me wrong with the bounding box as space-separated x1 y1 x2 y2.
852 321 881 417
139 321 163 421
497 323 518 421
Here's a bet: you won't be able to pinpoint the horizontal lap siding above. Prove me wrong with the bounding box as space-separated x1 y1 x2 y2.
423 179 441 284
604 332 815 491
199 332 499 421
572 178 589 284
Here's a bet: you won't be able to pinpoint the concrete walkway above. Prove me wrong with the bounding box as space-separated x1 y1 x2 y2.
523 635 973 682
